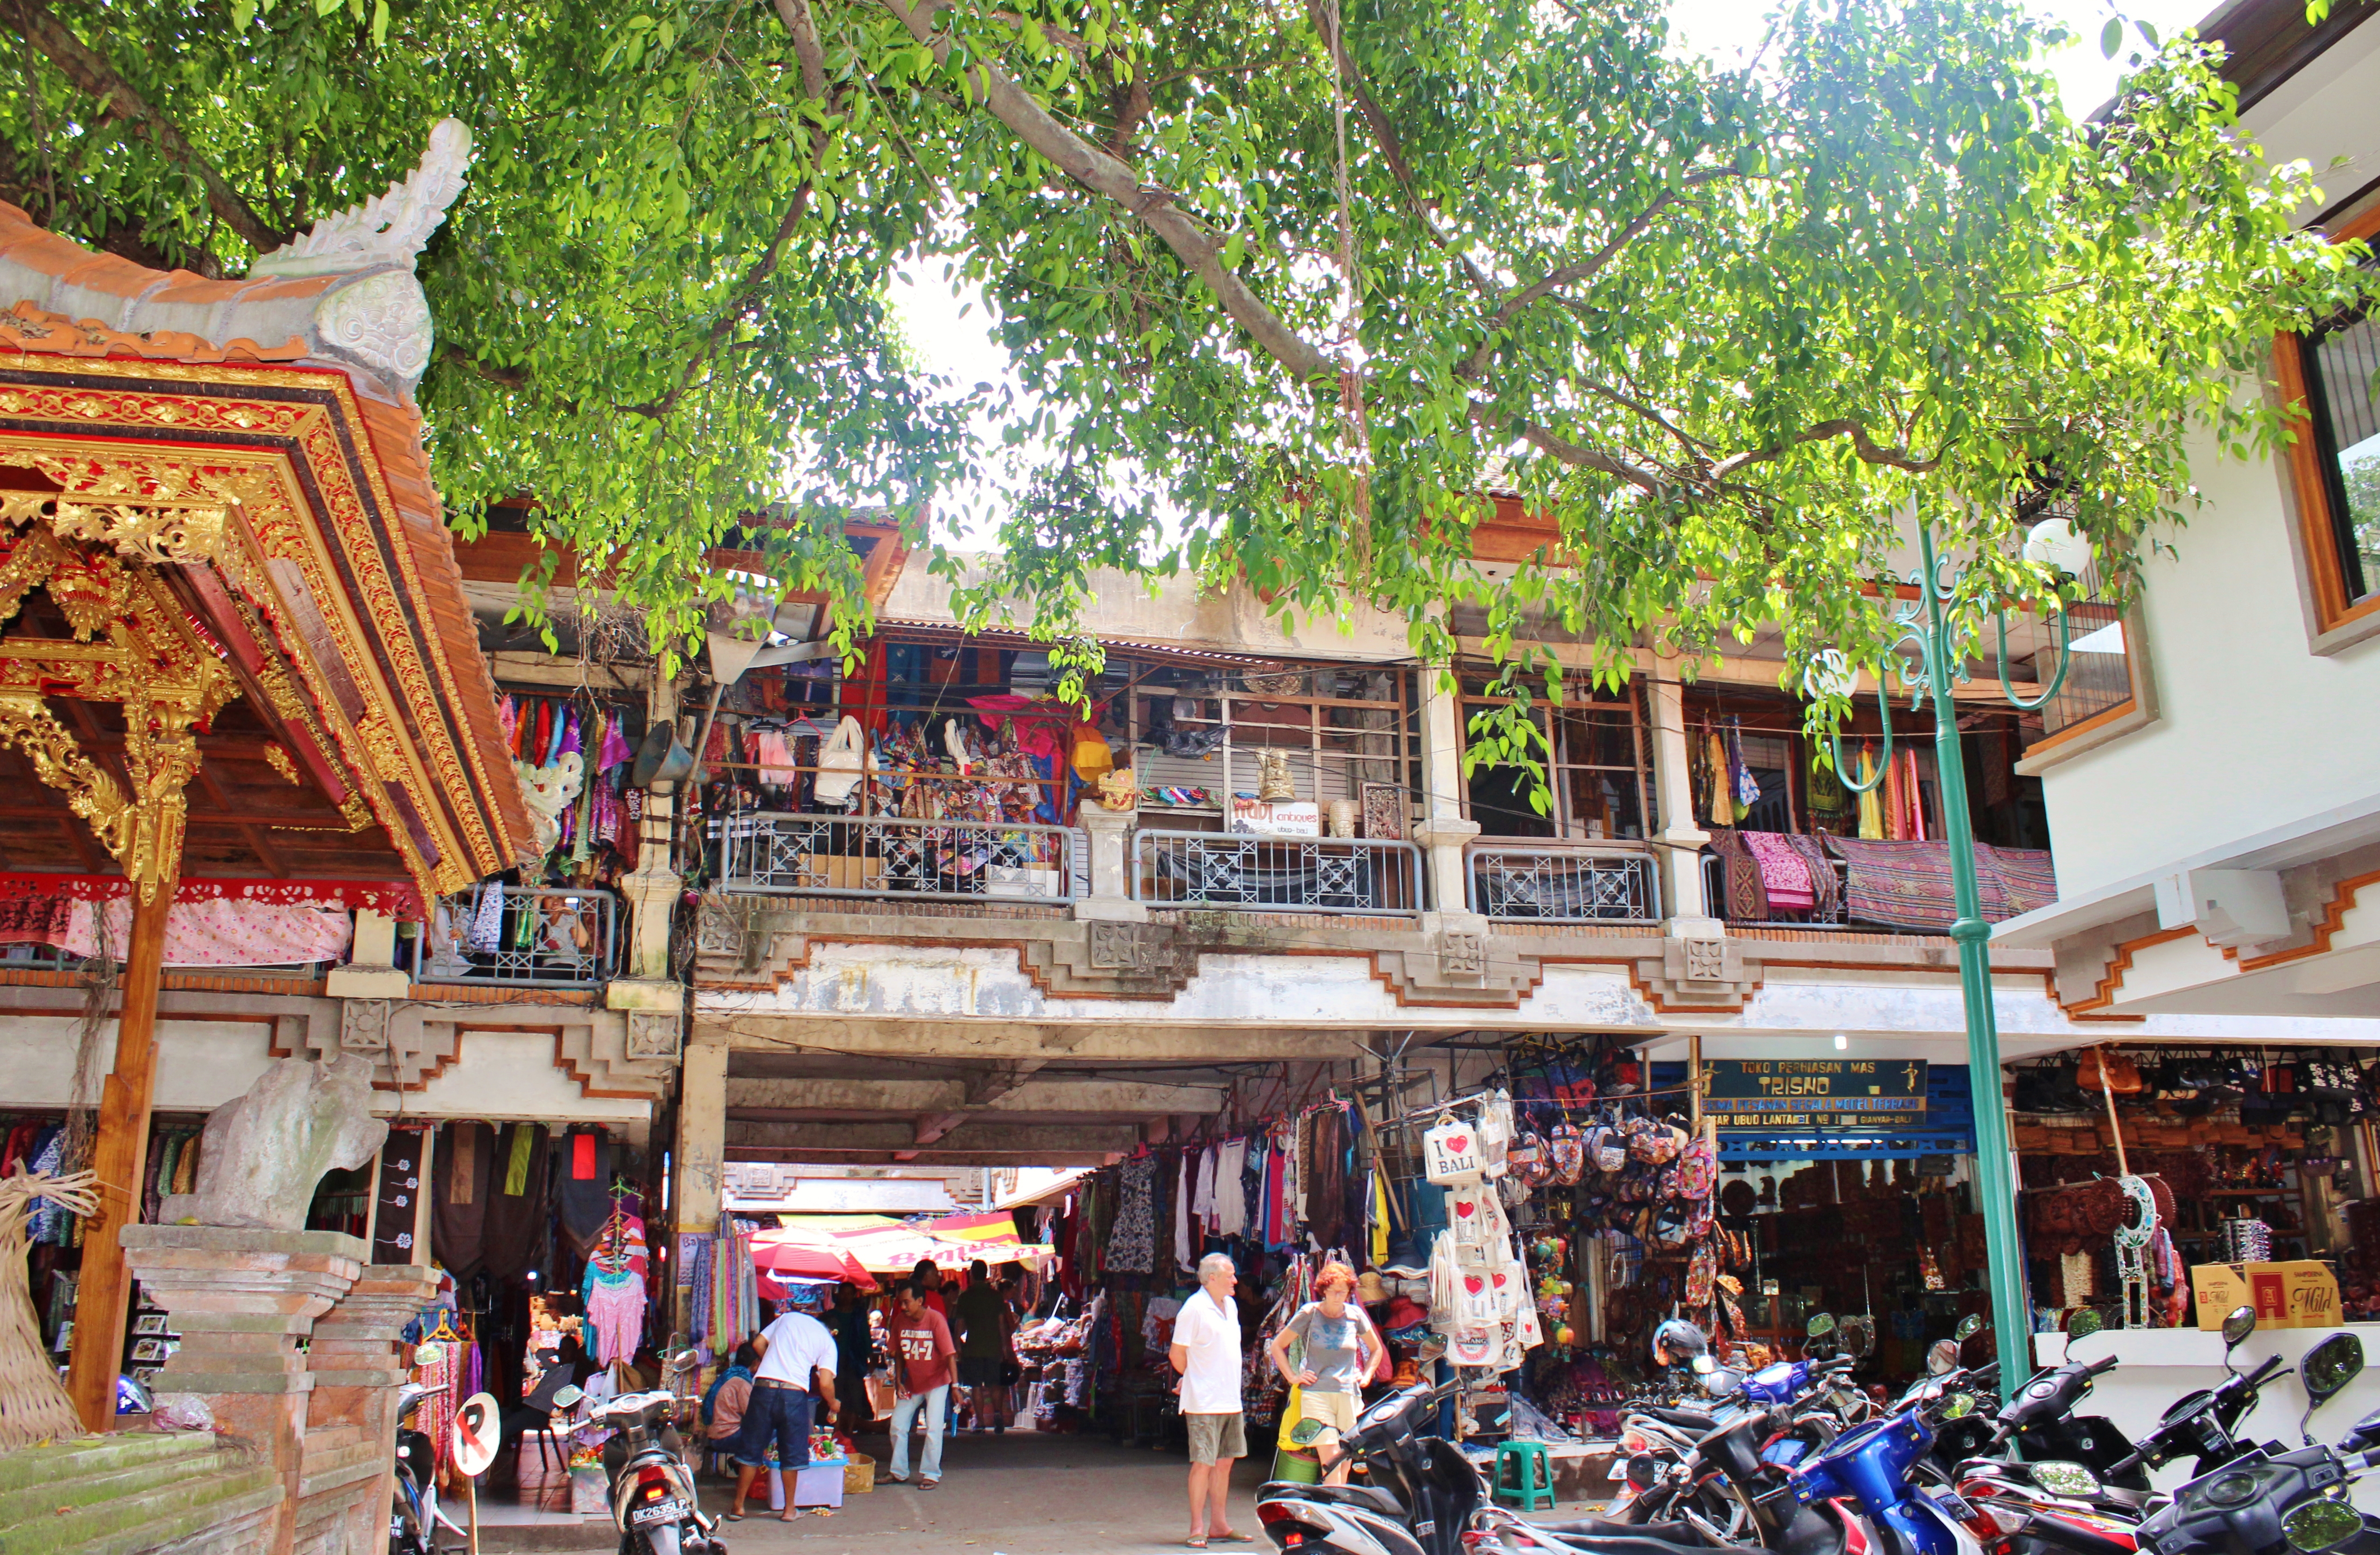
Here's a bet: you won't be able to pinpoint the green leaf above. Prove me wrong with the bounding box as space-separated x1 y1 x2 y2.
2101 16 2124 56
371 0 388 46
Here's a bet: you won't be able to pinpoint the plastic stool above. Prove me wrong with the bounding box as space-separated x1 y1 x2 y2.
1493 1440 1556 1511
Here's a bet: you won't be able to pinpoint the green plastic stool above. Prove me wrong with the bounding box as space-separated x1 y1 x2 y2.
1493 1440 1556 1511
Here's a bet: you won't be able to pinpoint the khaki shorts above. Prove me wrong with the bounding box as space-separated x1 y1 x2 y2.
1184 1411 1247 1465
1297 1390 1360 1433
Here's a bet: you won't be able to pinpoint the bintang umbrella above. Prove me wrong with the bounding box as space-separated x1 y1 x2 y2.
745 1230 877 1290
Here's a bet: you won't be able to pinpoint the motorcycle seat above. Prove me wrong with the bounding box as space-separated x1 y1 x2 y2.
1530 1517 1714 1545
1646 1407 1720 1432
1528 1534 1763 1555
1257 1482 1404 1519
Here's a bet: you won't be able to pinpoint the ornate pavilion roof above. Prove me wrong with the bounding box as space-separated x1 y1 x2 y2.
0 122 529 907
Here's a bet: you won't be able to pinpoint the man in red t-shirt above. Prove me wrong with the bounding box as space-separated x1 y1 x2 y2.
886 1280 957 1487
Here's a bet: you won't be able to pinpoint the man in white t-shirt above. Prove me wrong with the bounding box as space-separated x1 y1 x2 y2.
1168 1252 1246 1547
729 1303 841 1523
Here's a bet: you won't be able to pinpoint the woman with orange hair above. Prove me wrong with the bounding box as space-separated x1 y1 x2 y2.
1265 1262 1380 1485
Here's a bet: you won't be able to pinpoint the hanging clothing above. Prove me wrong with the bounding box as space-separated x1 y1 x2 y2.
1856 746 1885 840
1215 1140 1249 1238
1174 1152 1194 1273
1108 1155 1157 1275
434 1121 495 1282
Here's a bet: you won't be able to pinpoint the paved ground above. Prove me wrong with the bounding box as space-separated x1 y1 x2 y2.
693 1426 1260 1554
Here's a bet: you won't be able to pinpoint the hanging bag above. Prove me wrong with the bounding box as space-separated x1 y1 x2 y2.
813 716 873 808
1424 1113 1485 1185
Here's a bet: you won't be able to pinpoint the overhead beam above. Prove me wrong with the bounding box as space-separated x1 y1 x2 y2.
724 1075 1226 1117
709 1017 1368 1064
723 1119 1141 1157
726 1146 1126 1168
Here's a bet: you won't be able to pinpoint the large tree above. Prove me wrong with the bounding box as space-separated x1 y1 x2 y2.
2 0 2366 701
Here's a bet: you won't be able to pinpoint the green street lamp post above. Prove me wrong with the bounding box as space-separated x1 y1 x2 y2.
1812 516 2084 1402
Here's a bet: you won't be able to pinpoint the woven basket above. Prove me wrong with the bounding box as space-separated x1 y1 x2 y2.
844 1453 875 1494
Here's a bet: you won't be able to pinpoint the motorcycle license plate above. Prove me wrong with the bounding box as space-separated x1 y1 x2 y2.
629 1497 688 1527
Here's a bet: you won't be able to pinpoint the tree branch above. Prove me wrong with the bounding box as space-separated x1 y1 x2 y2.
618 182 814 420
0 0 288 253
769 0 830 100
1460 167 1738 381
1302 0 1493 300
1470 400 1663 495
440 343 533 391
1709 419 1942 479
873 0 1335 383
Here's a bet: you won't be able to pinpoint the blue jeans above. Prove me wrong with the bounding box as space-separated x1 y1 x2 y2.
733 1383 813 1471
889 1385 948 1482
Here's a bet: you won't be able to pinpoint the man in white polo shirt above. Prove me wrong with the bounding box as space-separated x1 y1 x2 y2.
1168 1252 1248 1547
728 1298 840 1523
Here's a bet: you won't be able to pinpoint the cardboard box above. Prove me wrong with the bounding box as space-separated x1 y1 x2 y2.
800 853 884 892
2191 1260 2342 1329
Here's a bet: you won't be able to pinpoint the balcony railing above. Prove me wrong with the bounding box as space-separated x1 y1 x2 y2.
1465 842 1662 925
1132 830 1423 917
1701 852 1854 929
415 885 618 988
716 812 1080 904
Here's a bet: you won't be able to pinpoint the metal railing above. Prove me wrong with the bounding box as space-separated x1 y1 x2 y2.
1132 829 1423 917
414 885 619 988
1465 842 1662 924
716 812 1080 903
1701 851 1855 928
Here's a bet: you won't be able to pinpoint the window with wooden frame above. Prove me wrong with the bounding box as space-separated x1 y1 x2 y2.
1120 658 1421 831
1457 673 1656 842
2274 203 2380 650
2007 492 2159 772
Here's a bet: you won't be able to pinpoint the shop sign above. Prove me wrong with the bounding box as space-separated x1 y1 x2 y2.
1703 1059 1929 1130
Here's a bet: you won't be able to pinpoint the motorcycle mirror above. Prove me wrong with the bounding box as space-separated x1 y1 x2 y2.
2221 1306 2257 1350
2068 1308 2105 1339
1626 1453 1662 1491
1928 1339 1962 1377
1288 1418 1329 1447
412 1344 442 1368
2300 1333 2366 1443
669 1349 701 1371
1843 1318 1875 1359
2031 1461 2102 1499
2282 1499 2364 1555
1955 1315 1985 1342
551 1385 585 1411
1692 1354 1717 1375
1942 1392 1976 1420
1807 1313 1837 1340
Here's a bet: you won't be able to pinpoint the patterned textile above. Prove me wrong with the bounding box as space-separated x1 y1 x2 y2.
1108 1154 1157 1274
1703 829 1768 921
62 899 352 967
0 895 68 945
0 873 421 918
1822 837 2059 931
1740 831 1814 911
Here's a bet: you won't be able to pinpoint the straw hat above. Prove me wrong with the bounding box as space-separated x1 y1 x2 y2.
1356 1270 1391 1304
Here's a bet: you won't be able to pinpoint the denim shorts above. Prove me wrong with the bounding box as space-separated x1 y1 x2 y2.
732 1382 813 1470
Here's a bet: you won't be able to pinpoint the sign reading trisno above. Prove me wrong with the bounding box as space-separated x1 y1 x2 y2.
1702 1058 1929 1130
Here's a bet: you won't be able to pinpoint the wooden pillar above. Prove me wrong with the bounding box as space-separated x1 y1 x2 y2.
68 875 176 1432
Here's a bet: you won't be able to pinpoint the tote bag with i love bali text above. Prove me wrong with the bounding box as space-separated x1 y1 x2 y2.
1424 1113 1484 1185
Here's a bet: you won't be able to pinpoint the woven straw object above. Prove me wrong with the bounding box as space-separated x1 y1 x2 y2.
0 1167 100 1447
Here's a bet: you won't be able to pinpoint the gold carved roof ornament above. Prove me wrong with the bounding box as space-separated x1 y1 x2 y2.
0 541 235 901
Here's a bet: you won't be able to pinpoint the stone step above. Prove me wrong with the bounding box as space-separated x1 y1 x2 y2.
0 1433 280 1554
0 1431 209 1500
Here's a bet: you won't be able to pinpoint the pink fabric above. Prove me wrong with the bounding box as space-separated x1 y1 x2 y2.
1740 832 1815 912
588 1273 646 1365
62 898 353 967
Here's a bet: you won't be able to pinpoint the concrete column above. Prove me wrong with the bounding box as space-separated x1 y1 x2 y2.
1647 675 1721 937
1073 804 1147 922
1414 669 1484 923
119 1225 364 1553
674 1036 728 1340
324 909 409 998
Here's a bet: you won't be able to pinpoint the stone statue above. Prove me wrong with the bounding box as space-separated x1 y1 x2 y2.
250 118 476 279
160 1055 388 1231
515 751 585 855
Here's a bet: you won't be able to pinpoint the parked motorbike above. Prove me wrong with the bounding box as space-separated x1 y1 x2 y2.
391 1344 469 1555
2133 1330 2374 1555
554 1350 720 1555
